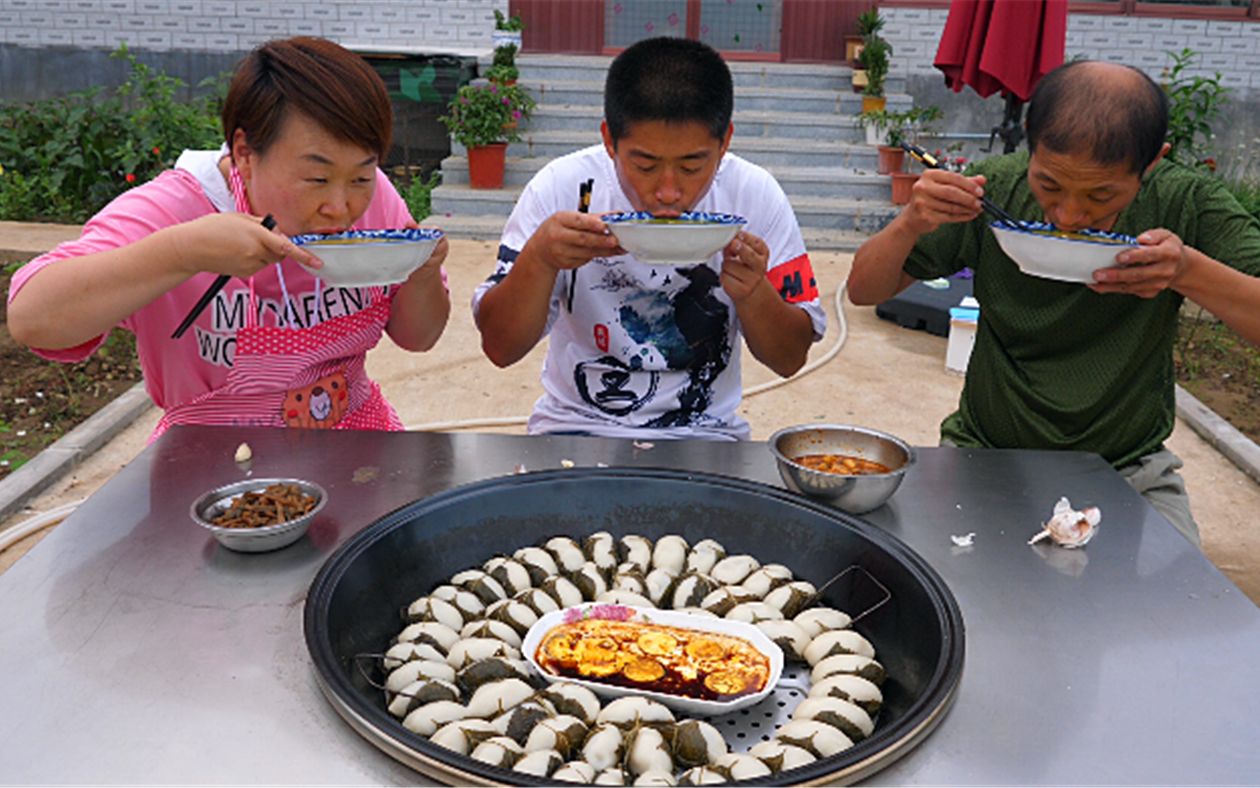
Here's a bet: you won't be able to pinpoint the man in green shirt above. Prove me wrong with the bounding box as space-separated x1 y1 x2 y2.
849 60 1260 544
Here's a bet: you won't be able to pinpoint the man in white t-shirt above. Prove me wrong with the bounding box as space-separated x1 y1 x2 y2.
472 37 826 440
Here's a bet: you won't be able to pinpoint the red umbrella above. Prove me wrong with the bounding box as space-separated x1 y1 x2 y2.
933 0 1067 152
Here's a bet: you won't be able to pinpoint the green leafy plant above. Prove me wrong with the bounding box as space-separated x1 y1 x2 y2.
1162 48 1230 171
489 40 520 85
486 58 519 85
494 9 525 32
858 34 891 98
855 8 884 37
439 81 535 148
858 105 939 147
399 169 442 221
0 44 222 223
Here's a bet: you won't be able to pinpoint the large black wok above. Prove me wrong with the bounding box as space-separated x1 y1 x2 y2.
304 468 964 785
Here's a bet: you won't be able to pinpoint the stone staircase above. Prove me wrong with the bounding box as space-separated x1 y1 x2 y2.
431 55 911 251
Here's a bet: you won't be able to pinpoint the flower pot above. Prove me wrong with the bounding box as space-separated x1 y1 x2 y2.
864 124 890 147
492 30 522 50
890 171 920 206
467 143 507 189
862 95 887 114
852 68 868 92
877 145 905 175
845 35 865 64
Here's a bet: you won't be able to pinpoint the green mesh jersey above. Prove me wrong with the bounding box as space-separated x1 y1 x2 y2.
904 151 1260 467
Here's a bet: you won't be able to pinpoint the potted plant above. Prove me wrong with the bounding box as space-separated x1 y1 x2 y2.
847 7 882 65
492 9 524 50
440 81 535 189
858 34 891 112
486 43 519 86
856 108 892 147
887 106 942 200
851 9 886 94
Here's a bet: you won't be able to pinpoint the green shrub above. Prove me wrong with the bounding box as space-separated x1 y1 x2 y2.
400 169 442 221
0 45 223 223
1162 48 1229 171
440 82 535 148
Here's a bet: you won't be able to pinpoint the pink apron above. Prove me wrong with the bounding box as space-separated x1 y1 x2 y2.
153 166 402 439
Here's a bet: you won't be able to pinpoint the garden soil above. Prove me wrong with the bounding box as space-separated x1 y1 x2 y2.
2 239 1259 606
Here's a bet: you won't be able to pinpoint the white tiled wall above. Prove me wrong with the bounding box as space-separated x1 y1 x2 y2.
0 0 508 54
884 7 1260 94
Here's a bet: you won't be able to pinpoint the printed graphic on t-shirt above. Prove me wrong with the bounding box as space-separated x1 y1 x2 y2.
194 287 374 368
574 263 731 427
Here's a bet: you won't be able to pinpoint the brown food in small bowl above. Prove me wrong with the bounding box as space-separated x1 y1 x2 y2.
794 454 892 476
770 424 914 514
191 477 327 553
211 483 318 529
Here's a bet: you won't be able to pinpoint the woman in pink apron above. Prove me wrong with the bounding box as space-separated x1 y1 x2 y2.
6 38 450 437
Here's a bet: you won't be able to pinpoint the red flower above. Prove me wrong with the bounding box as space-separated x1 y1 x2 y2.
125 173 136 183
152 146 161 156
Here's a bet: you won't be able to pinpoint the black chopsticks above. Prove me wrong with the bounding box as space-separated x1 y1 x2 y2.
565 179 594 312
578 178 593 213
172 213 276 339
899 142 1021 227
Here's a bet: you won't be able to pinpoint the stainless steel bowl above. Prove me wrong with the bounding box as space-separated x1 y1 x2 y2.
769 424 915 514
190 477 327 553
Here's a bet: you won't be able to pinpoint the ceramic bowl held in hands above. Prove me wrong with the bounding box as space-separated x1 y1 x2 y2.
292 228 443 287
990 221 1138 284
603 211 746 265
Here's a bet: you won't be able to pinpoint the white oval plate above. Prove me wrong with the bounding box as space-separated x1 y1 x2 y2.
522 603 784 715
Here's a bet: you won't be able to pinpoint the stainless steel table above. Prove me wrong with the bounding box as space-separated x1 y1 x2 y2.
1 426 1257 784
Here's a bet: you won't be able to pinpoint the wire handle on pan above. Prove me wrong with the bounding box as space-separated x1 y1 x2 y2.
352 652 392 692
812 564 892 627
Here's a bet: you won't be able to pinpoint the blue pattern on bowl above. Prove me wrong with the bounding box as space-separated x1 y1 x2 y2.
602 210 747 226
990 220 1137 246
291 228 444 246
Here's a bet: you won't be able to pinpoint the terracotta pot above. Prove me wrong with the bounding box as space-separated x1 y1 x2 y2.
877 145 905 175
467 143 507 189
861 95 887 114
890 171 920 205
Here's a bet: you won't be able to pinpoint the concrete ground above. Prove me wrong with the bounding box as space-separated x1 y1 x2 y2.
3 240 1259 604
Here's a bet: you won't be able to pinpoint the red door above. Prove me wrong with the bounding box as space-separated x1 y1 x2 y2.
513 0 864 64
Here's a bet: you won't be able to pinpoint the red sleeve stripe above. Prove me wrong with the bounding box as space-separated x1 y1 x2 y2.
766 253 819 303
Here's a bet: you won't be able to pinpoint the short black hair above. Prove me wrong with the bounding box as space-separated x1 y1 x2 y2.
604 37 733 144
1026 60 1168 174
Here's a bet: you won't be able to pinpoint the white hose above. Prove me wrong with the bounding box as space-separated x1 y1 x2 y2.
0 287 850 551
406 284 850 432
0 499 85 553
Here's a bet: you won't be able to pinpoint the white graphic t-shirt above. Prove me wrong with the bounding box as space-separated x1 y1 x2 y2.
471 145 826 441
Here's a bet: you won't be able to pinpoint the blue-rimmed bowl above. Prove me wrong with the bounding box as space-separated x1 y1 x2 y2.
991 221 1137 284
291 228 443 287
602 210 746 265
